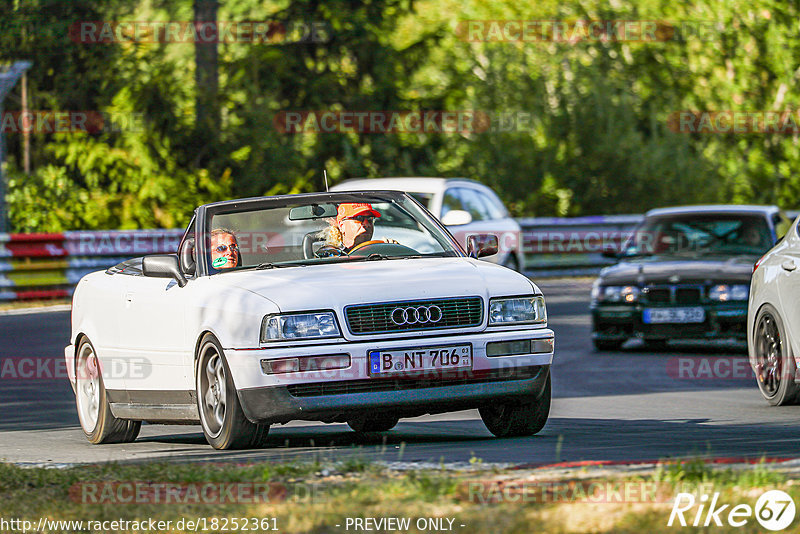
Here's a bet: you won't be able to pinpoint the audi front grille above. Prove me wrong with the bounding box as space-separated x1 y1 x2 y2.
344 297 484 334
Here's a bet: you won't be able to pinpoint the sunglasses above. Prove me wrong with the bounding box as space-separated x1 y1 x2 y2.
344 215 375 223
214 244 239 253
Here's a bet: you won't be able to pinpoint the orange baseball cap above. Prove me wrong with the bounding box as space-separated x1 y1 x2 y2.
337 202 381 222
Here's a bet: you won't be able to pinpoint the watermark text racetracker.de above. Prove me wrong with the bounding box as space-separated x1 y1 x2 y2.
70 481 323 504
0 111 144 134
667 357 755 380
0 356 149 381
668 110 800 134
274 110 560 134
70 20 330 44
455 20 720 43
463 479 699 504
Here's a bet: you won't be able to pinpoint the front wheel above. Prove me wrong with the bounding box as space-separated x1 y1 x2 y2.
196 335 270 449
347 414 399 433
753 305 800 406
75 338 140 444
593 338 624 351
480 372 551 438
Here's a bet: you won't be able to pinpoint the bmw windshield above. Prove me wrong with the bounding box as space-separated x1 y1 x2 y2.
203 192 462 273
621 214 773 258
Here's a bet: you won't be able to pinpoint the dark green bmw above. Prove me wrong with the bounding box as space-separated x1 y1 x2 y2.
590 205 792 351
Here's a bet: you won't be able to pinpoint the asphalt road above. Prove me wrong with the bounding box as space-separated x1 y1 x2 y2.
2 279 799 467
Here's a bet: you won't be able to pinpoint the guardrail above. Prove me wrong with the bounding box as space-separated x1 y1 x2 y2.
0 231 183 301
0 216 642 301
519 215 642 277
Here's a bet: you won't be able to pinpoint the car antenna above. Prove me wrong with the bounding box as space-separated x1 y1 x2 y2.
323 169 329 192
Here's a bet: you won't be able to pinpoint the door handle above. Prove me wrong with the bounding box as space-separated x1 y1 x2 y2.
782 260 796 272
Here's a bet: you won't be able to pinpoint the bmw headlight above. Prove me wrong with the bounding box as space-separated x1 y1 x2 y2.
489 296 547 325
597 285 640 303
261 312 341 342
709 284 749 302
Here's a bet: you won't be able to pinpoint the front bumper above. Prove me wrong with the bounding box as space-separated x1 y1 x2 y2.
224 328 554 424
591 303 748 341
238 365 549 424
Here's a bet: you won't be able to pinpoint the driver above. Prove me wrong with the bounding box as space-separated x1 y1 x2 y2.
210 228 240 269
321 202 396 254
337 202 382 251
740 224 768 248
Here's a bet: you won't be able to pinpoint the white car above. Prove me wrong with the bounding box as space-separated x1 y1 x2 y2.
331 178 525 270
749 213 800 405
65 192 554 449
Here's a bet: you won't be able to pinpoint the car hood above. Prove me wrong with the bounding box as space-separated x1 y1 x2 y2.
600 255 757 285
211 257 537 311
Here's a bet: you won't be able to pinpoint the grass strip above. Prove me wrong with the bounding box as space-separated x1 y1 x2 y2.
1 456 798 533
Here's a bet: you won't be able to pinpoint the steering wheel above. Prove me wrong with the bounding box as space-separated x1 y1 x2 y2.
348 241 419 256
348 240 387 253
315 244 348 258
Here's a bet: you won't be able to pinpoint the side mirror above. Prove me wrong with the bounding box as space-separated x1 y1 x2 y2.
142 254 187 288
601 246 620 259
441 209 473 226
180 237 196 275
467 234 498 258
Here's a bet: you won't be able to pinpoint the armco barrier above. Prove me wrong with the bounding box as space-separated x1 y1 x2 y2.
520 215 642 277
0 217 642 301
0 231 182 301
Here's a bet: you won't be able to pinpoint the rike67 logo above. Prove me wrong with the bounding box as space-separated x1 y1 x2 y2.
669 490 795 530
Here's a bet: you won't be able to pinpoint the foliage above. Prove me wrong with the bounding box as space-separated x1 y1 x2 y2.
3 0 800 230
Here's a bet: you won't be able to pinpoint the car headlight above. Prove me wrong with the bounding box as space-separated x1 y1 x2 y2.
709 284 749 302
261 312 341 342
597 285 640 303
489 296 546 325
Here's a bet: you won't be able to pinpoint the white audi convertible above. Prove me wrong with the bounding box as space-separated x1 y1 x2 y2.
65 192 554 449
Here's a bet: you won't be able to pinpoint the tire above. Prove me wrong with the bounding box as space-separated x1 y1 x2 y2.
196 334 270 449
753 304 800 406
480 372 551 438
643 338 669 351
75 338 141 444
593 338 624 351
347 414 399 433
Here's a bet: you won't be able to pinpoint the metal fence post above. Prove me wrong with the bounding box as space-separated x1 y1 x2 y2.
0 61 33 233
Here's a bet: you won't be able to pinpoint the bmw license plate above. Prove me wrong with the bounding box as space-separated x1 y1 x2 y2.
368 344 472 376
643 307 705 324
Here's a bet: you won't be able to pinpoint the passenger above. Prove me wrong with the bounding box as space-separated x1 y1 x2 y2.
210 228 240 269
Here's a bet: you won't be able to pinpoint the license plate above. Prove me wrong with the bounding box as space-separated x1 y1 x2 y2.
643 307 705 324
368 344 472 376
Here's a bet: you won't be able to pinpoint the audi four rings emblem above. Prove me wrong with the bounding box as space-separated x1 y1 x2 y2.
391 305 443 325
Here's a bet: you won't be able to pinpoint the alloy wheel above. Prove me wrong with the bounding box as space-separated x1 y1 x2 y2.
755 312 782 397
199 345 227 437
76 343 100 432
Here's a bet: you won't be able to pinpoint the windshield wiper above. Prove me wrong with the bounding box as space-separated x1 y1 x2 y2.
228 262 295 272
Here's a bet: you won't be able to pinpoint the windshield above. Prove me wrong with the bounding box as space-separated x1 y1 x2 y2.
408 192 434 209
622 213 773 257
205 193 460 272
